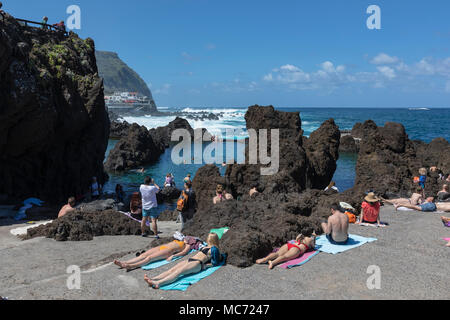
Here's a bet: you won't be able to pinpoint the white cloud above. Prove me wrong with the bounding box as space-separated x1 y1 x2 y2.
205 43 216 50
370 53 399 65
377 66 396 79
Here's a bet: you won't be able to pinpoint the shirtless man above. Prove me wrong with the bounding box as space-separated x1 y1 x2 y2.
58 197 76 218
395 197 437 212
321 204 349 244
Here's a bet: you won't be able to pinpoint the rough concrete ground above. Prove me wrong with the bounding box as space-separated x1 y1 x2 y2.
0 206 449 300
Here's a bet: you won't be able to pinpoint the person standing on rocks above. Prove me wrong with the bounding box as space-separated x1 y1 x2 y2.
176 181 196 230
90 176 102 200
321 204 349 244
140 176 160 238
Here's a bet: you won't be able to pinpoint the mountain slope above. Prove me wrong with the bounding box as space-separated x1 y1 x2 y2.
95 50 153 98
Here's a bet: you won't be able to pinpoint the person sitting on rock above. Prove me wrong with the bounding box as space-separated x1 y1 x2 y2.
129 192 142 217
321 203 349 244
164 173 175 188
437 184 450 202
382 186 424 207
144 233 226 289
58 197 76 218
256 233 316 270
395 197 437 212
359 192 382 226
114 235 203 271
213 185 233 204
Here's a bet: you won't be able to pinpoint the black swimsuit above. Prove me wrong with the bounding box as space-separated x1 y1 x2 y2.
188 247 212 270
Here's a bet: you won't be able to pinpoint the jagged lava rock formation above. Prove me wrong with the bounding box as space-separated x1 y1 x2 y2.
0 15 109 203
184 105 342 267
351 120 450 198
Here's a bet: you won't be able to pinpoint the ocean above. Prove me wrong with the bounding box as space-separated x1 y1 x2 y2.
104 107 450 214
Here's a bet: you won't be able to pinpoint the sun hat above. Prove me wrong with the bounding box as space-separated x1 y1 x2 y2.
364 192 380 203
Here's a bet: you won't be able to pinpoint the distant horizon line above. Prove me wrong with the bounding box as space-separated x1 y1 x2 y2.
157 105 450 109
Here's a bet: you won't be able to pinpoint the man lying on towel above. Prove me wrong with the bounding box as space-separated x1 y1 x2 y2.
321 204 349 244
395 197 437 212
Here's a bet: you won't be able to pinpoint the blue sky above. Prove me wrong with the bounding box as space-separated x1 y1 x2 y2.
5 0 450 108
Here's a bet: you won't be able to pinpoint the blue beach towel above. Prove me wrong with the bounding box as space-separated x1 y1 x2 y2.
141 250 195 270
315 234 377 254
159 260 226 291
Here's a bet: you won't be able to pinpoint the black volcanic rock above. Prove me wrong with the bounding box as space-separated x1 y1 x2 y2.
105 123 162 171
0 14 109 203
339 135 359 153
109 120 132 139
350 121 450 198
157 186 181 203
184 105 342 267
149 117 195 150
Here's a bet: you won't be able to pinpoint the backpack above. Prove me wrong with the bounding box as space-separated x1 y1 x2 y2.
345 211 356 224
177 190 189 212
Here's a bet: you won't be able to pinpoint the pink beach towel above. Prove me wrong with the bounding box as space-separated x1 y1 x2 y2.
444 238 450 242
279 250 319 269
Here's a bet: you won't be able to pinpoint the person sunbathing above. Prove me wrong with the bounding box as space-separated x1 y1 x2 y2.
144 233 225 289
114 236 202 271
256 233 316 269
382 187 424 207
395 197 436 212
436 203 450 212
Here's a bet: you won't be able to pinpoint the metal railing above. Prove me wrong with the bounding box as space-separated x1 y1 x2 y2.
15 18 68 35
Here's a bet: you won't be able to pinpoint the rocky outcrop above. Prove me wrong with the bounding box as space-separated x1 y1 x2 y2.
184 105 342 267
104 123 162 171
109 120 132 139
149 117 195 150
157 186 181 203
25 210 148 241
339 135 359 153
106 117 210 172
351 120 449 198
0 15 110 203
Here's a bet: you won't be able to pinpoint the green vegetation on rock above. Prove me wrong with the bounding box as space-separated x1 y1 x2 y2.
95 50 152 97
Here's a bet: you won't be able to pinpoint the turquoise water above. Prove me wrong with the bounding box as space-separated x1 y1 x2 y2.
104 107 450 213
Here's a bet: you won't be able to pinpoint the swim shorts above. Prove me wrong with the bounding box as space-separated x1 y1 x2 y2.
326 234 348 245
142 207 159 218
419 202 436 212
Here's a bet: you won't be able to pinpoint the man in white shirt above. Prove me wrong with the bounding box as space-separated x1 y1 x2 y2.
140 176 160 238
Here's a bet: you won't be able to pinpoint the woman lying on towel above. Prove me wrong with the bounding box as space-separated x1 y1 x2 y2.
114 235 204 271
256 233 316 270
144 233 226 289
